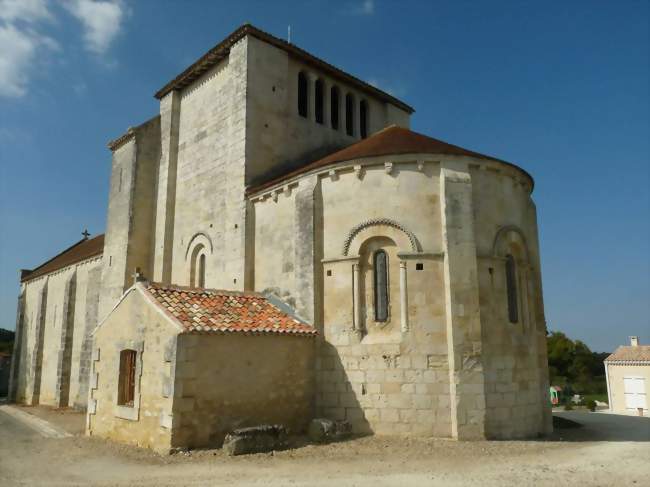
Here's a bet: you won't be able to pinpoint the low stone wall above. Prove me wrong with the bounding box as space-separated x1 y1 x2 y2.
172 333 315 449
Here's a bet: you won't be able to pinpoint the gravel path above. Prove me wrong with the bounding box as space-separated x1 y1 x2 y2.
1 407 648 486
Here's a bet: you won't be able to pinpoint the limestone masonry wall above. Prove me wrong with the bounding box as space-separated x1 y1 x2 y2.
88 289 176 453
13 256 102 408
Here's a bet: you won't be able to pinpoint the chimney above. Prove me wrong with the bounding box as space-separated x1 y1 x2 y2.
630 336 639 347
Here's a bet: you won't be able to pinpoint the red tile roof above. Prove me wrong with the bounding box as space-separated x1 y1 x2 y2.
154 24 413 113
605 346 650 363
247 126 533 195
21 234 104 283
143 282 317 337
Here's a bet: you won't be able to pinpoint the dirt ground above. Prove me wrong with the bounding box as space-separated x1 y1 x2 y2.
1 406 649 486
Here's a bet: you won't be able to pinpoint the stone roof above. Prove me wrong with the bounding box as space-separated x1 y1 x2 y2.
21 234 104 283
143 282 317 337
605 346 650 363
154 23 413 113
248 125 533 195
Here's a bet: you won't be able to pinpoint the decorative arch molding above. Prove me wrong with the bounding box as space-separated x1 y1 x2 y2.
342 218 421 256
184 232 213 260
491 225 529 260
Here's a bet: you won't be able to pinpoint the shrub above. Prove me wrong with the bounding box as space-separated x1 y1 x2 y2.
564 402 573 411
586 400 597 412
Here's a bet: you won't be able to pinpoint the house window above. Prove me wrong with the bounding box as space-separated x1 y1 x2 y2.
505 254 518 323
315 79 324 124
374 250 389 322
298 71 308 118
360 99 369 138
117 350 137 407
345 93 355 136
330 86 340 129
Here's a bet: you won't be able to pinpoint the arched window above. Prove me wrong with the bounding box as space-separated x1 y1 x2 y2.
315 79 324 124
360 99 369 138
505 254 518 323
118 349 137 406
330 86 340 129
345 93 355 136
198 254 206 288
190 244 206 288
298 71 308 118
374 250 389 322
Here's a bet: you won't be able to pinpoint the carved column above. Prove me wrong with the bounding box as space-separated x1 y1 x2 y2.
352 263 361 331
399 261 409 332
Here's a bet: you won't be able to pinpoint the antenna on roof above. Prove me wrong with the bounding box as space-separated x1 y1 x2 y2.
287 25 291 44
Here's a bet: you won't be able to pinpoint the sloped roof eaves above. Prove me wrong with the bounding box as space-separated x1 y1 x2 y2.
246 127 534 196
605 346 650 363
153 24 414 114
142 283 318 337
21 235 105 283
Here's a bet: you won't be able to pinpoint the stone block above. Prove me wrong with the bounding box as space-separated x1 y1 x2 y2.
307 418 352 443
388 393 412 409
380 408 399 423
413 394 432 409
223 425 288 456
382 382 401 394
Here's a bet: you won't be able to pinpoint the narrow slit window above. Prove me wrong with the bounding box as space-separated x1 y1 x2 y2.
374 250 389 322
298 71 308 118
330 86 340 129
505 254 518 323
315 79 324 124
198 254 206 288
360 100 368 138
117 349 137 407
345 93 355 136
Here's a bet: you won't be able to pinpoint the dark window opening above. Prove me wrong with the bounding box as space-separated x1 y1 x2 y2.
505 254 518 323
416 263 424 271
327 270 332 276
298 72 308 118
330 86 340 129
345 93 354 136
374 250 389 322
118 349 137 407
315 79 324 124
360 100 368 138
198 254 206 288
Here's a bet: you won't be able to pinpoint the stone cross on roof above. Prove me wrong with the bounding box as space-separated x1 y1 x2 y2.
82 229 90 239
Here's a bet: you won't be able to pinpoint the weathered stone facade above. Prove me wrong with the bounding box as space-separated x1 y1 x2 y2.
11 24 552 452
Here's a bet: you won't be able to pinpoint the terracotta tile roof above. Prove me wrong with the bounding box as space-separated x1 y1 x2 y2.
154 24 413 113
143 282 317 337
21 234 104 283
247 125 533 195
605 346 650 363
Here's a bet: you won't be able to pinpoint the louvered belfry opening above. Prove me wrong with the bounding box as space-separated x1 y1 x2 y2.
118 349 137 406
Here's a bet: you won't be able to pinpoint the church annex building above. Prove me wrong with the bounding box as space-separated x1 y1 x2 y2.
9 24 552 453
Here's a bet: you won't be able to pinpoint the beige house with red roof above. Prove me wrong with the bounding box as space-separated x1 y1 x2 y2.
11 24 552 452
605 337 649 415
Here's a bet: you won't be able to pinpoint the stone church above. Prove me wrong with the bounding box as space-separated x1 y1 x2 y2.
9 24 552 453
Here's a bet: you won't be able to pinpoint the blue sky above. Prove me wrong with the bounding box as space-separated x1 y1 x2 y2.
0 0 648 352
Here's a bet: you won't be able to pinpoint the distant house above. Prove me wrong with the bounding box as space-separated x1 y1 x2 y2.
604 336 649 415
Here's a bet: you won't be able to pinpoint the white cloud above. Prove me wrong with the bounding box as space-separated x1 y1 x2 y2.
0 0 52 23
64 0 125 55
343 0 375 16
0 1 59 98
